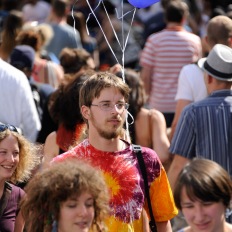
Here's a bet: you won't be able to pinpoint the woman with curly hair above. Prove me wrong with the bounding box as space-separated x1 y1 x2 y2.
21 159 110 232
0 124 40 232
41 71 96 170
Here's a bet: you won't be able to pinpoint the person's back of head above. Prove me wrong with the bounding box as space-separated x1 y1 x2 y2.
10 44 35 74
164 0 189 24
59 47 93 74
51 0 68 18
2 10 23 33
49 71 90 130
206 15 232 49
16 28 41 52
0 10 24 60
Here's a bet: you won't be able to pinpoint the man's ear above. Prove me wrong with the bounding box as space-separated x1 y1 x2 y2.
228 36 232 48
81 105 90 120
208 74 214 84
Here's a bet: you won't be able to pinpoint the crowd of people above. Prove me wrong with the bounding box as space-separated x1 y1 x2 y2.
0 0 232 232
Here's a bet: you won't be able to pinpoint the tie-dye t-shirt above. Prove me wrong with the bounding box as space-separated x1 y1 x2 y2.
53 139 178 231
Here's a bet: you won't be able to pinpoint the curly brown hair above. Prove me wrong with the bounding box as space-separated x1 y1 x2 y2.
0 129 41 183
21 159 110 232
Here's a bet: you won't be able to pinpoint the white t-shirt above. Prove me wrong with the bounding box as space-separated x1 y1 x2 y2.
175 63 207 102
0 59 41 142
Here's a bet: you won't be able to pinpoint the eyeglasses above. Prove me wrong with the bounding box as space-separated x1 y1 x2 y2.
0 124 18 133
91 102 129 112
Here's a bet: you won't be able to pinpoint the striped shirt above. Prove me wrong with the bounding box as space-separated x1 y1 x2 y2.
170 90 232 176
140 28 202 112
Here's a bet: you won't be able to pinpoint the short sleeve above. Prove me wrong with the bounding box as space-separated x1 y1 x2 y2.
148 167 178 221
175 65 194 101
169 105 196 158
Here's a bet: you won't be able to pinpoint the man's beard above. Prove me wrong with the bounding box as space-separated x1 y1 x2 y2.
91 113 125 140
97 124 123 139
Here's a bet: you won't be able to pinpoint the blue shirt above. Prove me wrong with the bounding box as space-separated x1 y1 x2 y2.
170 89 232 176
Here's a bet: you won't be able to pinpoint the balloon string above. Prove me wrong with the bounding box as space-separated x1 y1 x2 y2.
71 0 136 142
102 2 123 51
86 0 120 65
71 0 82 48
126 111 134 141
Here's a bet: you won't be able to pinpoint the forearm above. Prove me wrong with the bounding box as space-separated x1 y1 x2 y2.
170 99 192 140
140 67 152 98
14 211 24 232
156 220 172 232
167 155 190 191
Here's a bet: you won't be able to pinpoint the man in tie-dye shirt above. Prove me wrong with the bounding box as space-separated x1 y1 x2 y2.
53 72 178 231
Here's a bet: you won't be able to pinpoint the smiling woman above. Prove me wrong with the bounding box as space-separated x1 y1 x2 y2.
0 124 40 232
20 159 110 232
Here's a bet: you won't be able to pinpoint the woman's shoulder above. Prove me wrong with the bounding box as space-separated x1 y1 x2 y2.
6 182 25 200
136 107 150 120
149 108 166 121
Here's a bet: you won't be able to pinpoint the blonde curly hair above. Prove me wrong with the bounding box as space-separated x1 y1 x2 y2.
21 159 110 232
0 129 41 183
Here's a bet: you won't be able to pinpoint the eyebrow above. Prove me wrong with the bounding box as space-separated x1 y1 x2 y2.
98 100 125 103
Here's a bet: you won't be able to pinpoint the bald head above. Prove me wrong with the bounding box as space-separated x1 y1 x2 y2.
207 15 232 49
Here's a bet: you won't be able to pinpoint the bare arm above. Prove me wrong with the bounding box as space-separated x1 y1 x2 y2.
156 220 172 232
170 99 192 141
14 211 24 232
140 66 152 98
150 109 171 170
167 155 190 191
42 132 59 170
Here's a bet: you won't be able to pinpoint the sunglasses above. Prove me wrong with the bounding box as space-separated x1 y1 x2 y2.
0 124 19 133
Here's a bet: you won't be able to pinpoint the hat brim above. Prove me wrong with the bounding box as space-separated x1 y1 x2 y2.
198 57 232 82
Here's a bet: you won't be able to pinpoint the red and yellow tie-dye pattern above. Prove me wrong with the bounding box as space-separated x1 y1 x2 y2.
53 139 178 231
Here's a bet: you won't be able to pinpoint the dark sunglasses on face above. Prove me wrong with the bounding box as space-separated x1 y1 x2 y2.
0 124 19 133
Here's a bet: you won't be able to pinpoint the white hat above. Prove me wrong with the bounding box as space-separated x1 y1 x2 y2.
198 44 232 81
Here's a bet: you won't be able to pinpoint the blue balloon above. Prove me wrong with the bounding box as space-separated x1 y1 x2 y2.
127 0 160 9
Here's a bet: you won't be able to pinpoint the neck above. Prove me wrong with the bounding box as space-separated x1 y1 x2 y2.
88 135 126 152
166 22 183 30
208 84 232 94
49 14 67 25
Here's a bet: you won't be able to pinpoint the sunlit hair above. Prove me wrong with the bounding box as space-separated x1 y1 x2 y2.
164 0 189 23
51 0 69 18
174 158 232 210
21 159 110 232
207 15 232 49
16 28 41 52
49 71 89 129
79 71 130 109
0 130 40 183
59 47 92 74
